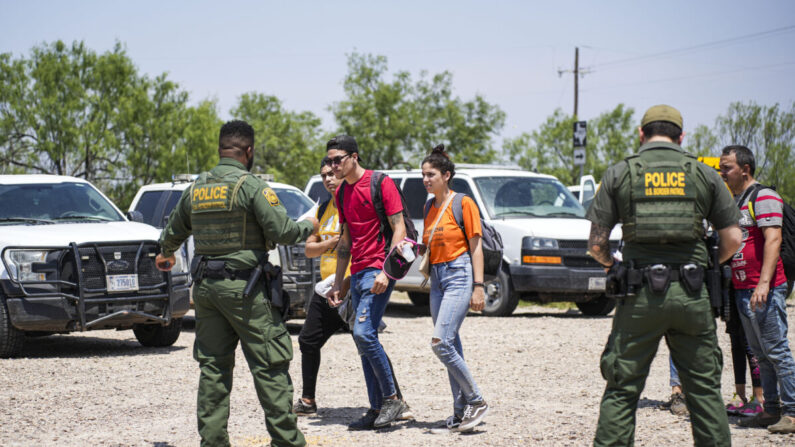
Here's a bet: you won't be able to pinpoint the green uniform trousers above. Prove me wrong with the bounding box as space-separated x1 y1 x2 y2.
193 277 306 447
594 281 730 447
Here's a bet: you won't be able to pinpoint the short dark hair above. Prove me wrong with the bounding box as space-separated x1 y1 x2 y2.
422 144 455 186
219 120 254 152
722 145 756 176
320 156 330 171
641 121 682 141
326 135 358 154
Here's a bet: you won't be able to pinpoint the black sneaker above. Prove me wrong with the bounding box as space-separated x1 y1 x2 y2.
429 415 462 434
293 398 317 416
374 398 408 428
456 400 489 432
348 409 379 431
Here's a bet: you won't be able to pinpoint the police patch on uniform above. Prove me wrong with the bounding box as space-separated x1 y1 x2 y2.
263 187 280 206
191 183 231 211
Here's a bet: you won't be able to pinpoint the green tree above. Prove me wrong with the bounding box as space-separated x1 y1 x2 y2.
0 40 221 208
331 53 505 169
504 105 637 185
231 93 323 188
713 101 795 202
683 124 719 158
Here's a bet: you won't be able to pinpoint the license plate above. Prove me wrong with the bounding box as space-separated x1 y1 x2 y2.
588 277 606 291
106 274 139 292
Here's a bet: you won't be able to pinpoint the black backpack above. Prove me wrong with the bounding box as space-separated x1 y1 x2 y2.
746 183 795 281
424 193 504 277
316 198 332 222
338 171 419 257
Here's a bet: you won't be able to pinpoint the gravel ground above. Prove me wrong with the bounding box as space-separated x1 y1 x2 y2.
2 293 795 446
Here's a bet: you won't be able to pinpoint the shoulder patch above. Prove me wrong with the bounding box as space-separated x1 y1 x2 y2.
262 187 280 207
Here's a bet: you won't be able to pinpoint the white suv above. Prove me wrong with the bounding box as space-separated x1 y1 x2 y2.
0 175 191 357
129 175 318 319
305 165 622 316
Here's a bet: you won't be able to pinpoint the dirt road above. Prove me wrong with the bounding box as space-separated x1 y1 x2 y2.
2 294 794 446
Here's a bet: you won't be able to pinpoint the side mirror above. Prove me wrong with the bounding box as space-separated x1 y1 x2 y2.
126 210 144 223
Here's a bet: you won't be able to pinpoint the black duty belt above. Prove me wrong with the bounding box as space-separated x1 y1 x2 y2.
626 264 689 285
203 267 253 281
195 258 254 281
632 263 705 295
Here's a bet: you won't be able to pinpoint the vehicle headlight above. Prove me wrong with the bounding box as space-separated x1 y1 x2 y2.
527 237 558 250
3 249 49 282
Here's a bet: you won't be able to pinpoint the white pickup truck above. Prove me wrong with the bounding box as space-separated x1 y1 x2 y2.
128 175 318 319
0 175 190 358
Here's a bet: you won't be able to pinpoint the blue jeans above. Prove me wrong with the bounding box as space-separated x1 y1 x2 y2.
430 253 483 417
350 268 396 410
735 284 795 416
669 354 681 388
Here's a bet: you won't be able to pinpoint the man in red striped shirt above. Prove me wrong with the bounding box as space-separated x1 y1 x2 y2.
720 145 795 434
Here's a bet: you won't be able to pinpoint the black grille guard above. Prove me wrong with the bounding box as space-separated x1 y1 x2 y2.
1 241 190 330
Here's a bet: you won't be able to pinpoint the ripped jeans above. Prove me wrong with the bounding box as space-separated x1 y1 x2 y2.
430 253 483 416
350 268 396 410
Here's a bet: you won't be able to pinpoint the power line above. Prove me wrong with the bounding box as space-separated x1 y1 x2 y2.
582 60 795 92
593 25 795 70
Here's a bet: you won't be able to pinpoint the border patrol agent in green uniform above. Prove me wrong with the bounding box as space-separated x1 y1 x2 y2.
156 120 319 447
586 105 742 447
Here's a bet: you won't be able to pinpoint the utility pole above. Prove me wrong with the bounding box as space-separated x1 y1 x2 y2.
574 47 579 118
558 47 589 118
558 47 591 182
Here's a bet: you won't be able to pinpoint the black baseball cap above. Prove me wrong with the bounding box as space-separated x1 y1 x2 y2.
326 135 358 153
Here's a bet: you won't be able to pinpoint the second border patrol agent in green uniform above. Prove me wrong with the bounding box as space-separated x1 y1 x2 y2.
156 120 319 447
586 105 742 446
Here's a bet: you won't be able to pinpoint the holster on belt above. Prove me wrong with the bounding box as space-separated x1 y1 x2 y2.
264 263 288 320
190 255 206 284
605 261 641 299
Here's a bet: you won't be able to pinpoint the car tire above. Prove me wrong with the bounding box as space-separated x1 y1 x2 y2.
133 318 182 347
483 268 519 317
0 297 25 358
408 292 430 307
576 295 616 316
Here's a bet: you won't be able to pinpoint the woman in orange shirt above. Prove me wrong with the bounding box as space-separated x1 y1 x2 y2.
421 145 488 432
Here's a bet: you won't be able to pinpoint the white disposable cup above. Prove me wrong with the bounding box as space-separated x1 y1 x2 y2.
401 243 415 262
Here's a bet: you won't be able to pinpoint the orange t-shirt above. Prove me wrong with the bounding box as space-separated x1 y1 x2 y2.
422 194 482 264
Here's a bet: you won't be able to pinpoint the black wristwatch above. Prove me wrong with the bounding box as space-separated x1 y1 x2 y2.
473 282 485 288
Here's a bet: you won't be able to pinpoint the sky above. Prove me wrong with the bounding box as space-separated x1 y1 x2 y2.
2 0 794 152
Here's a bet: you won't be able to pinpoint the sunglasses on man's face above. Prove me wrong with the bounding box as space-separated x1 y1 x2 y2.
325 154 351 166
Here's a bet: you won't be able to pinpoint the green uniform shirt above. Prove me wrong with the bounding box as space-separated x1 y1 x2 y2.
159 158 314 270
586 141 739 266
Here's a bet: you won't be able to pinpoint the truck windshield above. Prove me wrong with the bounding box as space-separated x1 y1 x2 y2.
273 187 314 219
0 182 123 223
474 176 586 219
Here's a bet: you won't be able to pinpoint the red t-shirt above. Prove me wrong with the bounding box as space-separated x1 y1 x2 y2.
336 170 403 274
730 185 787 290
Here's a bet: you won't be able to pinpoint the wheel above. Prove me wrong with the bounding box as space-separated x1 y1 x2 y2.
408 292 429 307
576 295 616 316
482 268 519 316
133 318 182 347
0 297 25 358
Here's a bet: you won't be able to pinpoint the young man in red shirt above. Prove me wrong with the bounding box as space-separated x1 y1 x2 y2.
325 135 409 430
